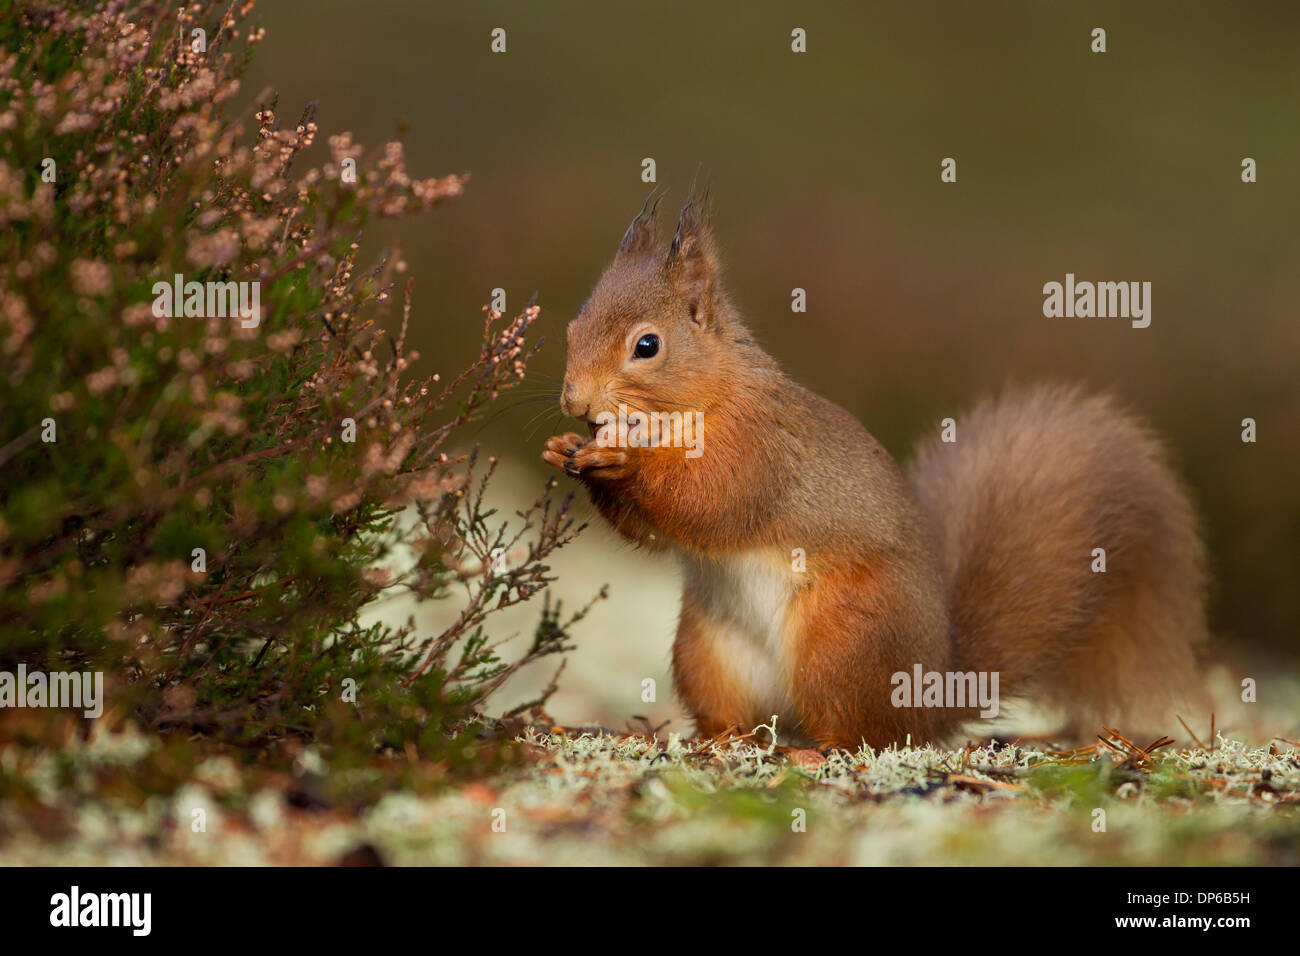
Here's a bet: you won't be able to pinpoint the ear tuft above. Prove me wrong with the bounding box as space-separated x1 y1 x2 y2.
666 182 718 326
617 187 665 259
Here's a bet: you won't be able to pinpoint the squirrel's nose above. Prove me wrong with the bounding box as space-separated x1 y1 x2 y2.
561 380 588 420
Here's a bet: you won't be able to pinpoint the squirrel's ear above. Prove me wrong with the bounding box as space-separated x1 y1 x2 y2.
665 185 718 328
616 188 664 260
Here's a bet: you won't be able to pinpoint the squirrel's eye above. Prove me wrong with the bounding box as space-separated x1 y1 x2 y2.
633 333 661 360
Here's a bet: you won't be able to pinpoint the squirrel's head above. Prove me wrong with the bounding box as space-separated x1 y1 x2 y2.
561 187 741 427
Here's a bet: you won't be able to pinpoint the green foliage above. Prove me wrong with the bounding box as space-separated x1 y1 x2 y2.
0 0 591 752
1025 760 1119 807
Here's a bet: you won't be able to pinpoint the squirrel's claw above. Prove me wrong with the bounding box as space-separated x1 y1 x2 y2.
542 433 585 475
570 443 630 480
541 432 630 480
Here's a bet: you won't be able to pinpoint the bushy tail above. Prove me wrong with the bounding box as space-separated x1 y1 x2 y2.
907 383 1209 733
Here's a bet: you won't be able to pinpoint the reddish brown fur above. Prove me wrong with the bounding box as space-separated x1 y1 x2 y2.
543 191 1209 749
670 600 758 738
788 559 962 747
908 384 1210 733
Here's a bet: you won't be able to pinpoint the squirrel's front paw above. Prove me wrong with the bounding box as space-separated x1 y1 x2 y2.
541 432 630 480
541 432 588 474
571 441 631 480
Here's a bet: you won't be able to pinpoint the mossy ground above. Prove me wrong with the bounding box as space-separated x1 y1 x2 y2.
2 716 1297 865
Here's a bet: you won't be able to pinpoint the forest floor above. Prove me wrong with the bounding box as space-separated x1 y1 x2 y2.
2 712 1298 865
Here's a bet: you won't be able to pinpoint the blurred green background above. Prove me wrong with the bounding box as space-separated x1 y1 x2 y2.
243 1 1298 662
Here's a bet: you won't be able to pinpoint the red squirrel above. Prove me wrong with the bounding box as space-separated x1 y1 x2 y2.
542 189 1208 750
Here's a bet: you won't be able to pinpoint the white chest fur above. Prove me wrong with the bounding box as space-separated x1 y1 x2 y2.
677 549 800 728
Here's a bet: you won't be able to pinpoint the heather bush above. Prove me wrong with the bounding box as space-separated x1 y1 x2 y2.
0 0 590 749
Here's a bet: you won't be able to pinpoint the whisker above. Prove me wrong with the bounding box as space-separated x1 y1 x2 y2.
524 409 567 442
490 395 562 413
611 389 695 412
459 393 561 439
